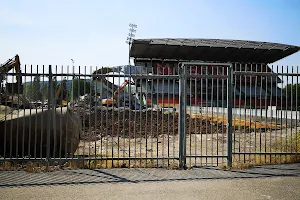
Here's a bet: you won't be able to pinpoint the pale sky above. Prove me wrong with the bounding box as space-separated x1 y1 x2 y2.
1 0 300 78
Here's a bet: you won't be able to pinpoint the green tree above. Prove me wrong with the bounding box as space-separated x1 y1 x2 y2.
283 83 300 108
68 78 92 100
25 76 43 101
40 83 48 101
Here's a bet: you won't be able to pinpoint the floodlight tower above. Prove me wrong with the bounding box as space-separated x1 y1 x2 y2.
126 23 137 66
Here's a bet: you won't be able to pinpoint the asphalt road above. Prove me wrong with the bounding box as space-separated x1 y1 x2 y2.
1 176 300 200
1 163 300 200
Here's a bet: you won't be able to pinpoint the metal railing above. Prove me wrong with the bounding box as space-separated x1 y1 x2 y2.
0 62 299 169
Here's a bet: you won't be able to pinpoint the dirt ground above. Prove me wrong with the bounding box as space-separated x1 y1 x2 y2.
70 105 299 167
74 127 299 167
76 106 227 140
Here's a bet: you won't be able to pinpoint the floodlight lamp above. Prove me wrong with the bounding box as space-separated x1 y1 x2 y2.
128 33 135 37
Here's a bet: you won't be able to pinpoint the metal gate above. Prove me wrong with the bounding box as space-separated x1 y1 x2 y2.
178 62 232 168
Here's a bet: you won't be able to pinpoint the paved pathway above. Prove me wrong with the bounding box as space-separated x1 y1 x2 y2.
0 163 299 199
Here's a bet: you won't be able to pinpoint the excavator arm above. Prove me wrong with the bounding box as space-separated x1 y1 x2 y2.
0 55 23 107
113 80 134 101
0 55 21 82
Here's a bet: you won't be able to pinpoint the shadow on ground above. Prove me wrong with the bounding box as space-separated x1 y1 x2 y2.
0 163 299 188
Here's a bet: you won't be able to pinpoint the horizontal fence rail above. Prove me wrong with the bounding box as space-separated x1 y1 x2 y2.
0 62 299 170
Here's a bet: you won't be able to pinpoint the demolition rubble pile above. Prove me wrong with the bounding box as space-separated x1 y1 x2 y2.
72 105 227 140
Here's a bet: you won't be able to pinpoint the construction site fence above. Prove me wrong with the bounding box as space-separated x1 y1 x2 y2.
0 62 299 169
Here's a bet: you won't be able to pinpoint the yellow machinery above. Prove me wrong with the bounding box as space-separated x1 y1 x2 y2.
101 79 135 106
55 80 68 107
91 67 140 108
0 55 23 107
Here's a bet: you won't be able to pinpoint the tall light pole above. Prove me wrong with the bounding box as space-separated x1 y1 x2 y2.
126 23 137 66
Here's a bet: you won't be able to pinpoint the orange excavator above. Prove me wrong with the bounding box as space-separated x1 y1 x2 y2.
101 79 135 107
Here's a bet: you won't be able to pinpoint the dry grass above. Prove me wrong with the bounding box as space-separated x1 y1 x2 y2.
229 131 300 169
190 113 285 130
86 159 179 169
0 160 62 173
0 158 179 172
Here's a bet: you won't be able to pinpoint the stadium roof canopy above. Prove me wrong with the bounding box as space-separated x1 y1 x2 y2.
130 38 300 64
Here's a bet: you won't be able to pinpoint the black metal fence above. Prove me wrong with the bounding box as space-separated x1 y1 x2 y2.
0 62 299 169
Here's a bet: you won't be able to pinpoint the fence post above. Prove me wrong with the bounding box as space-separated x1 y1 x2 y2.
227 64 233 167
178 63 187 169
47 65 52 161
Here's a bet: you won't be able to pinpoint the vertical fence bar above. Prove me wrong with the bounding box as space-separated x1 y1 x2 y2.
285 66 288 162
47 65 52 161
145 66 149 167
59 66 63 160
9 66 15 159
205 65 208 165
173 63 176 166
156 76 159 167
238 64 242 162
94 66 99 164
210 66 214 166
83 66 87 163
269 65 273 163
27 65 33 159
178 63 186 169
65 65 69 160
71 65 75 161
111 67 115 168
99 66 103 166
117 66 121 166
139 72 143 167
52 65 57 159
161 67 165 168
167 68 171 168
194 66 198 166
21 65 27 160
216 66 219 165
88 66 92 164
296 66 298 155
280 65 283 163
249 64 253 162
275 65 282 159
222 66 225 164
128 66 132 168
133 68 137 167
264 64 268 163
254 64 258 163
16 64 20 160
34 65 38 160
290 66 294 157
259 64 263 163
243 64 247 163
105 66 109 168
227 64 233 167
150 60 154 167
156 64 160 166
189 66 192 168
200 65 203 166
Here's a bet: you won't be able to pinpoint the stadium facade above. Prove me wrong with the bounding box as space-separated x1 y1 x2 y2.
126 38 300 108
